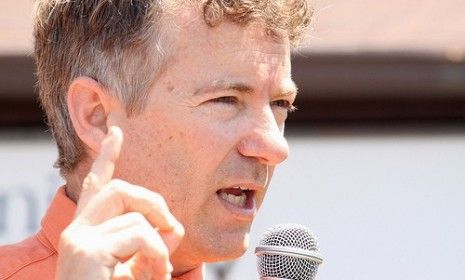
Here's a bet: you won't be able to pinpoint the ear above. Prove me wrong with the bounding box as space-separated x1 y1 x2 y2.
67 76 113 155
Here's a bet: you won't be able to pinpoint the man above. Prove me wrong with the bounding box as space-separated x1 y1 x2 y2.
0 0 311 279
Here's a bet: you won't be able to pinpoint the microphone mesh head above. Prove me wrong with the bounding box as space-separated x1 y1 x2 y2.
256 224 321 280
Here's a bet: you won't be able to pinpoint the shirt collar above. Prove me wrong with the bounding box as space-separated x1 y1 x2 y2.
40 186 76 251
40 186 204 279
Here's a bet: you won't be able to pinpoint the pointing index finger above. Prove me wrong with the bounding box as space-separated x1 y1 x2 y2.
77 126 123 214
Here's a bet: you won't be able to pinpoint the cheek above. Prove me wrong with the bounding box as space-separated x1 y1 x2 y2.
116 110 241 196
115 119 190 189
187 119 241 163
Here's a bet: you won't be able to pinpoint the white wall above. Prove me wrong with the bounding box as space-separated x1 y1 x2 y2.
1 128 465 279
0 131 63 245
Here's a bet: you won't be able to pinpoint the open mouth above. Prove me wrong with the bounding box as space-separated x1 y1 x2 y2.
216 186 255 209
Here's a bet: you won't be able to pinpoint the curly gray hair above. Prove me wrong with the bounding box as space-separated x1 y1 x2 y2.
33 0 312 176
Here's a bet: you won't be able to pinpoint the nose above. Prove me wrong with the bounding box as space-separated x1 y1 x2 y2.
237 110 289 166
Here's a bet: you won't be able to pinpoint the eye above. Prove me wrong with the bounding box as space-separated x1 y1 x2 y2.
211 96 238 104
271 99 297 113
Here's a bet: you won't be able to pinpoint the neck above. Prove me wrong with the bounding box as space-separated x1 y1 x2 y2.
64 158 203 279
171 248 204 278
64 159 93 203
171 263 203 279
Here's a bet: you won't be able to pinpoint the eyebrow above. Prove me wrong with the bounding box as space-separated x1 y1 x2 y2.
194 79 298 97
277 82 299 97
194 80 254 96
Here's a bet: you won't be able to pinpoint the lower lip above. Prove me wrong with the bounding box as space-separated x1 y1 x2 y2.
216 192 257 221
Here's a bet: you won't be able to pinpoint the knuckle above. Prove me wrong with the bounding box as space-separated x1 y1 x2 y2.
58 230 74 251
82 173 99 189
110 178 125 186
107 179 127 194
59 224 82 247
154 243 169 261
150 234 169 259
59 226 102 260
149 192 168 208
133 227 169 261
127 211 147 225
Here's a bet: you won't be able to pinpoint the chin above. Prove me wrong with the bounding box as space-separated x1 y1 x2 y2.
205 243 248 263
201 231 250 263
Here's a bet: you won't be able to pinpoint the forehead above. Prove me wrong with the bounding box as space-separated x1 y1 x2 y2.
166 6 291 66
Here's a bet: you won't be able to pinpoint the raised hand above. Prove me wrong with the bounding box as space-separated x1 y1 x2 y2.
57 126 184 280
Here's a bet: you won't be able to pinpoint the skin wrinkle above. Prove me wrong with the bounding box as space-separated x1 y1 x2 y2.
263 56 283 113
113 17 290 272
30 0 312 277
194 79 254 96
196 87 296 119
191 66 296 105
237 51 283 65
60 4 295 276
218 42 288 64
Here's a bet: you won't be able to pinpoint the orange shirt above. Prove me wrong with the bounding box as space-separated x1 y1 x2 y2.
0 187 204 280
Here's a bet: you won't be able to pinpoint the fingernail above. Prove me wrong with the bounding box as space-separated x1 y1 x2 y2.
175 220 185 233
167 216 180 231
108 126 123 139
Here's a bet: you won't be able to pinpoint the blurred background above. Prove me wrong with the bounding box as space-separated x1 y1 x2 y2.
1 0 465 279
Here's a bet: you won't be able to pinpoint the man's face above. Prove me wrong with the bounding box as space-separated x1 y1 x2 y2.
113 10 295 268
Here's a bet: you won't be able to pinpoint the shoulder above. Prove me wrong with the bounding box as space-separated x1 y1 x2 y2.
0 233 56 280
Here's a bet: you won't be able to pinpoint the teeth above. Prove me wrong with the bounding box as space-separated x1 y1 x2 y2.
219 191 247 207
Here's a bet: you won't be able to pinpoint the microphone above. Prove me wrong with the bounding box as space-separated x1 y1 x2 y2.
255 224 323 280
